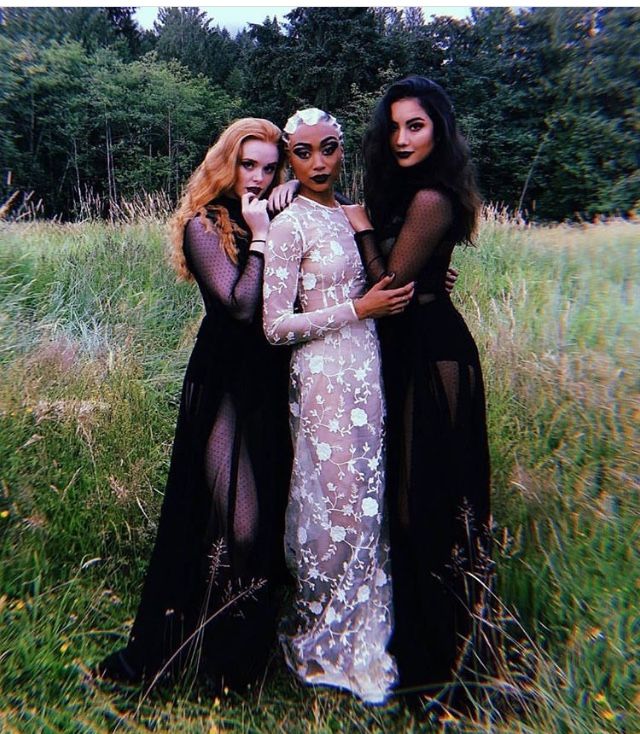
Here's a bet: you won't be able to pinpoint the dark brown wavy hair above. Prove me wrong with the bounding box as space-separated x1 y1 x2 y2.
363 76 481 244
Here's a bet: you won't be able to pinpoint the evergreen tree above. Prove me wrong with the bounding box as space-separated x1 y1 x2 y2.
1 6 636 220
0 7 143 56
243 17 289 122
535 8 640 217
154 7 237 87
282 7 390 112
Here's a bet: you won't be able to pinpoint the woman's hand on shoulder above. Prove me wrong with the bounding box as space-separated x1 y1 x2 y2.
354 274 415 320
341 204 373 233
241 193 270 241
267 180 299 215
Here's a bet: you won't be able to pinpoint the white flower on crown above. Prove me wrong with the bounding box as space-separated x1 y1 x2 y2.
283 107 341 135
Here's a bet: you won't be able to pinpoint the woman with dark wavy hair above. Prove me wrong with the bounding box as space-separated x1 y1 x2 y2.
343 75 492 698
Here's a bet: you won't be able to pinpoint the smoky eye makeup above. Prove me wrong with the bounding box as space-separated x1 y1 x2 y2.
321 140 339 155
291 144 311 159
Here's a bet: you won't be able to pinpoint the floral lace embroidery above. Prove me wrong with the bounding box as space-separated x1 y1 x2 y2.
263 196 397 703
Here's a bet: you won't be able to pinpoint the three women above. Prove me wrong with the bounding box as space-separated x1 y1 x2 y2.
99 75 491 704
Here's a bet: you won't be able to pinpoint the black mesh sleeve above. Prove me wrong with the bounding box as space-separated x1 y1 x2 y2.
357 189 453 287
184 216 264 322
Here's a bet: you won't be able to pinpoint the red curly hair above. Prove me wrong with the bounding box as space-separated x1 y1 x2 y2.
169 118 285 280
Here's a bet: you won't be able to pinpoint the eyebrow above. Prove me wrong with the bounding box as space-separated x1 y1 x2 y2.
292 136 339 148
241 157 278 165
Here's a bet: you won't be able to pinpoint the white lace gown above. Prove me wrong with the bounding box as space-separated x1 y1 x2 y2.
263 196 397 703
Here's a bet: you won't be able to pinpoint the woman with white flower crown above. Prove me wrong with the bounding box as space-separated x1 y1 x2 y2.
262 108 414 704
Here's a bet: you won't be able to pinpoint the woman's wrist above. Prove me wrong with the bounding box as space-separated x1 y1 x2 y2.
249 238 266 254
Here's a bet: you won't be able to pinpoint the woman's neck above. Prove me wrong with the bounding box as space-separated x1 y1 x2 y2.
298 186 337 208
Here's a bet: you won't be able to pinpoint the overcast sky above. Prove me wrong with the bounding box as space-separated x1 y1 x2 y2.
134 6 472 35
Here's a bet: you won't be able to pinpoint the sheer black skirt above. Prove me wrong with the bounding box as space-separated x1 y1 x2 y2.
378 295 491 691
107 317 291 689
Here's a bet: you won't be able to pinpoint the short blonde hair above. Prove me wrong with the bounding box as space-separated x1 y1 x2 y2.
282 108 343 149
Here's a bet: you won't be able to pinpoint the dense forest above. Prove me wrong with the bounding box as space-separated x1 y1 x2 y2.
0 6 638 221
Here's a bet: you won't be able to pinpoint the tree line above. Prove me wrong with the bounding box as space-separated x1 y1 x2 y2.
0 6 637 221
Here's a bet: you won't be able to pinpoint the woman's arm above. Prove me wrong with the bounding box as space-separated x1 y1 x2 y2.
344 189 454 288
262 215 361 345
184 216 264 323
263 215 415 345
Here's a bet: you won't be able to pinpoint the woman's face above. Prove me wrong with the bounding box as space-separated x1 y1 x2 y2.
389 97 435 168
233 139 280 199
287 121 342 203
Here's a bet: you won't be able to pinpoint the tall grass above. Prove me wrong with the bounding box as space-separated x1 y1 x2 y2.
0 212 638 732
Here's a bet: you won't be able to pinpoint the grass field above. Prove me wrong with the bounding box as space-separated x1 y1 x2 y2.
0 212 638 733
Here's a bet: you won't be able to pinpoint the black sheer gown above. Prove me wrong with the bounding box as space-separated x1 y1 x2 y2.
356 188 491 692
99 196 292 689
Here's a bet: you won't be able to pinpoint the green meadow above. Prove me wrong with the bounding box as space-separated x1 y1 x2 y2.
0 213 638 733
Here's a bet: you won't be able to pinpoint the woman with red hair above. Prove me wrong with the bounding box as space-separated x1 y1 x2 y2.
98 118 295 690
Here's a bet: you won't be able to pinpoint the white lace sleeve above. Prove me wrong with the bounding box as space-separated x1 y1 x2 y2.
263 212 359 346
